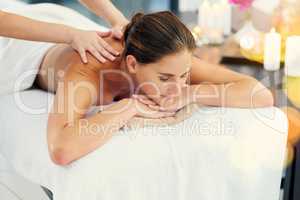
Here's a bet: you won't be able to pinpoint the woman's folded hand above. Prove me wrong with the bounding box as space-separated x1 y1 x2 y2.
135 85 195 112
131 95 176 119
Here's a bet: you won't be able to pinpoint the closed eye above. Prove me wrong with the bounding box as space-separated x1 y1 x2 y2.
159 72 189 81
159 76 169 82
159 69 190 82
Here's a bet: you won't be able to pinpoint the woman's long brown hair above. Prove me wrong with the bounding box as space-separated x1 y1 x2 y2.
123 11 196 64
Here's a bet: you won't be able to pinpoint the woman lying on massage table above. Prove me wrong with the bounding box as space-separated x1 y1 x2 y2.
35 11 274 166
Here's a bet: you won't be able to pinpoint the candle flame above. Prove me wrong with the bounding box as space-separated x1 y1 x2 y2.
240 35 255 50
270 28 276 33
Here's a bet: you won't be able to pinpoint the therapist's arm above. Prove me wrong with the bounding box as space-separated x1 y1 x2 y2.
79 0 129 38
0 10 119 63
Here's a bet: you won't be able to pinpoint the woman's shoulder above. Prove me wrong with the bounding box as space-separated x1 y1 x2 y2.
68 35 124 72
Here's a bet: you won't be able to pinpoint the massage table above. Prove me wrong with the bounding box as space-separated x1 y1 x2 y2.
0 88 288 200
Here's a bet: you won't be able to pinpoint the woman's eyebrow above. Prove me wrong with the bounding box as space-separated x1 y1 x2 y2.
159 68 191 77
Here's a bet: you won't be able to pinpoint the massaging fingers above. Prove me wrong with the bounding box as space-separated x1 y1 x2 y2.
88 46 106 63
112 30 123 40
95 43 116 61
96 30 111 37
97 33 119 58
98 37 120 56
73 30 120 63
78 48 88 64
93 43 111 61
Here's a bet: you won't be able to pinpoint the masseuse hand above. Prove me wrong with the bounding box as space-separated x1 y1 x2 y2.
69 28 120 64
110 22 128 40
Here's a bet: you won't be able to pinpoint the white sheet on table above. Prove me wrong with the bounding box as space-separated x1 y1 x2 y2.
0 2 107 31
0 89 288 200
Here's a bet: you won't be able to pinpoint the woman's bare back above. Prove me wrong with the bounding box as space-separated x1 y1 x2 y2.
36 36 126 106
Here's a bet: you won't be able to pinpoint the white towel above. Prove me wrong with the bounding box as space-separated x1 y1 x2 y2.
0 0 25 10
0 89 288 200
0 3 108 96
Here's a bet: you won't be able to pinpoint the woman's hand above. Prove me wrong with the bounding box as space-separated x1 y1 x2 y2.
69 28 120 64
135 85 195 112
131 95 176 119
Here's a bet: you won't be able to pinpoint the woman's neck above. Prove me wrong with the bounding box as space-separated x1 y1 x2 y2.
105 59 137 98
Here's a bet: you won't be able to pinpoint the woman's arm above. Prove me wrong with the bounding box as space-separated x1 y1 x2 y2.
49 97 136 166
0 10 118 63
79 0 129 39
189 56 274 108
79 0 128 27
47 59 136 166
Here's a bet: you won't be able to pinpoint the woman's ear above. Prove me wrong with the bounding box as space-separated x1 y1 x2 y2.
126 55 138 73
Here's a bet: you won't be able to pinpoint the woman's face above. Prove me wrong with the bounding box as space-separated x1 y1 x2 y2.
127 50 193 103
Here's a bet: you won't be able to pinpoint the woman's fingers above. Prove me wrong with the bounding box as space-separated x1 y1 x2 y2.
148 111 175 119
158 111 176 118
164 112 176 117
133 95 157 106
133 94 152 101
137 96 157 106
148 104 164 111
133 95 176 116
133 97 176 118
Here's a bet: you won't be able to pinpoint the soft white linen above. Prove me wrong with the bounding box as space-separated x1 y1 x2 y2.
0 2 108 96
0 89 288 200
0 0 25 10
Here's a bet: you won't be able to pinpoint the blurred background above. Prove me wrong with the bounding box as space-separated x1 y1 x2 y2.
21 0 179 26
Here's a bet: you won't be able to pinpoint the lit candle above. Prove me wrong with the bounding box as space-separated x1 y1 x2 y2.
212 3 224 33
221 0 232 36
264 28 281 71
284 36 300 76
198 0 211 29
